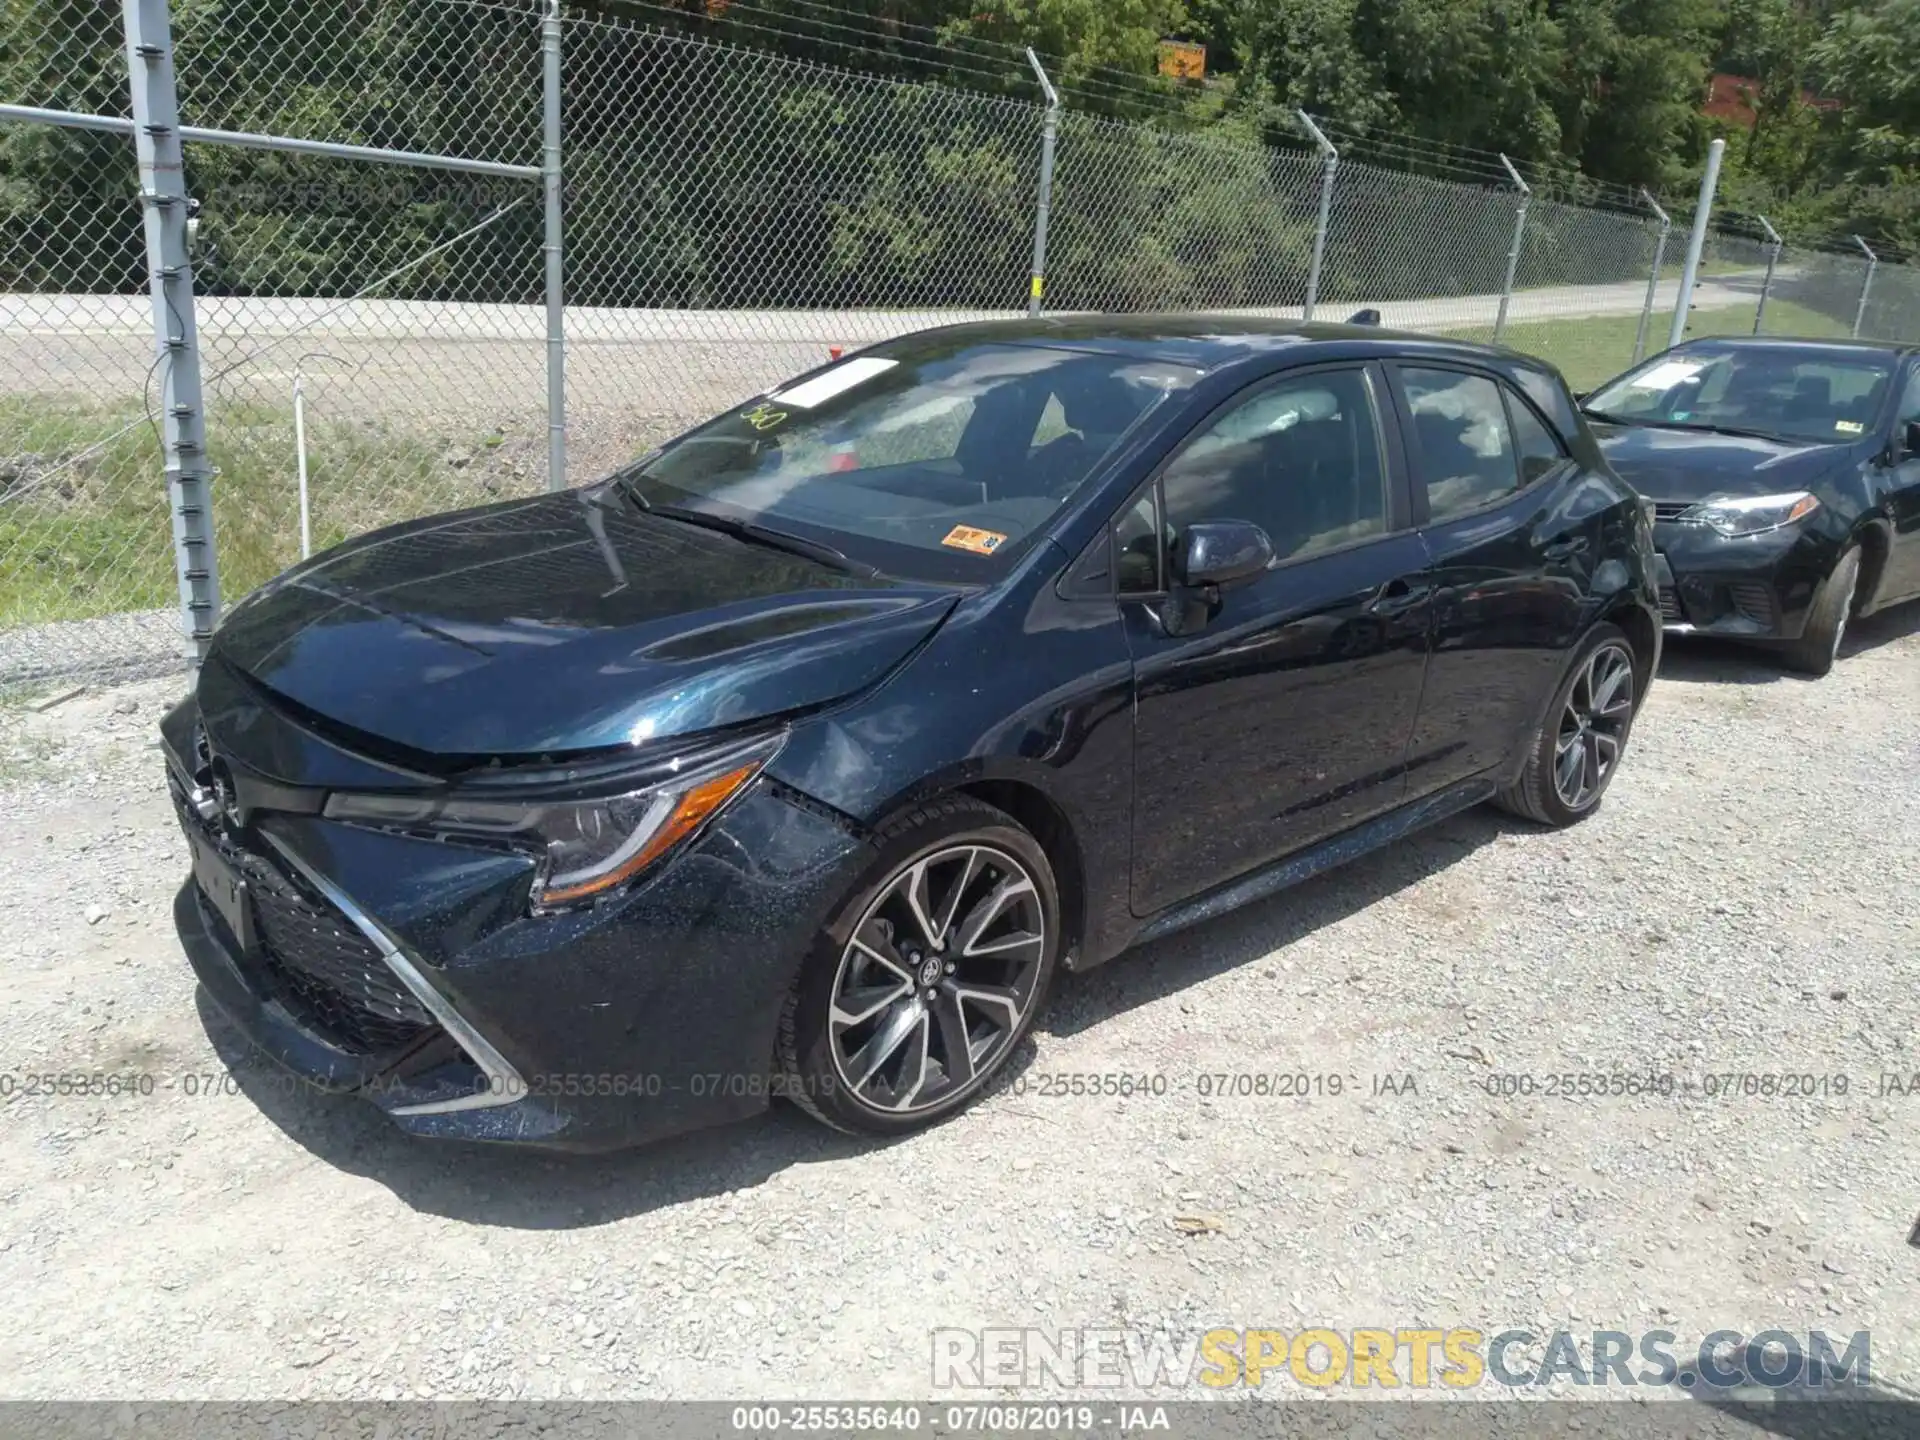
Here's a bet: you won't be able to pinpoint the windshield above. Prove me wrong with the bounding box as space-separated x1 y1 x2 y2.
622 339 1201 581
1584 345 1894 444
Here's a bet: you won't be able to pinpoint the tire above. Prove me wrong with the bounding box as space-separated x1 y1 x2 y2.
1779 545 1861 678
778 795 1061 1136
1496 622 1639 828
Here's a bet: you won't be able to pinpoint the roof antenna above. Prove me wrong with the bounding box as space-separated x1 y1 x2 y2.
1347 308 1382 326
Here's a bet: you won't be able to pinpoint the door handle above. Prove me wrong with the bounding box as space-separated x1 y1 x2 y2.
1368 577 1430 615
1543 535 1589 561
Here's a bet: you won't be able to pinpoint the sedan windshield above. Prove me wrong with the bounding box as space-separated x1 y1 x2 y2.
1583 345 1895 444
622 339 1201 581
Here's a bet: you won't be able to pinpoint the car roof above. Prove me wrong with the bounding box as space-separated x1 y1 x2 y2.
876 313 1546 374
1673 334 1917 359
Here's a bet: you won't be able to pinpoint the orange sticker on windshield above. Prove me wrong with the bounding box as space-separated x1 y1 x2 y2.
941 524 1007 555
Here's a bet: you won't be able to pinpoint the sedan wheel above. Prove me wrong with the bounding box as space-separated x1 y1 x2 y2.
780 798 1059 1135
1551 641 1635 812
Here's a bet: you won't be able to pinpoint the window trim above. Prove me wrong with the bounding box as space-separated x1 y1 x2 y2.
1092 360 1413 601
1388 360 1568 528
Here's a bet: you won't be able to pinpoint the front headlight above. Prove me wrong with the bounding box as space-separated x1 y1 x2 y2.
1688 491 1820 538
323 735 781 910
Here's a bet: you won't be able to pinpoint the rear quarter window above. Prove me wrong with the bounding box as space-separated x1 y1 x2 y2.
1512 365 1581 444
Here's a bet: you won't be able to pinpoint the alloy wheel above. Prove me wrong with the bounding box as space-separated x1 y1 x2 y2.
828 843 1048 1114
1553 642 1635 811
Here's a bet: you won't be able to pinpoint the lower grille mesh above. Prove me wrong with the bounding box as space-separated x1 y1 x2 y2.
170 777 435 1056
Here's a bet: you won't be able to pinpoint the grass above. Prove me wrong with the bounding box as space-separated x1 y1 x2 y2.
1445 297 1852 391
0 397 507 627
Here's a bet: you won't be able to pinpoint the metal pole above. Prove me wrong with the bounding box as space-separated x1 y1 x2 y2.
1850 234 1878 338
1492 153 1531 343
1633 187 1671 364
0 104 543 179
1668 137 1725 349
1025 48 1059 318
124 0 218 670
1754 215 1782 335
1297 110 1338 323
294 370 312 560
542 0 566 491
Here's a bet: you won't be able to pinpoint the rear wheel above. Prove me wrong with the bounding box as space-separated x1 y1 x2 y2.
1779 545 1860 678
1497 623 1638 828
778 797 1059 1136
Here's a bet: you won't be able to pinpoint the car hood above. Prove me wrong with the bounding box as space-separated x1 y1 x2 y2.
211 488 958 759
1590 421 1852 503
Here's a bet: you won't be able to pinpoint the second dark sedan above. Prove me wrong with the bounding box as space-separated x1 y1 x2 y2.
162 317 1660 1151
1583 336 1920 675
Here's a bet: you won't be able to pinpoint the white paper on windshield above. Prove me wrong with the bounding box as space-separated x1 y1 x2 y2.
771 356 899 409
1628 360 1705 390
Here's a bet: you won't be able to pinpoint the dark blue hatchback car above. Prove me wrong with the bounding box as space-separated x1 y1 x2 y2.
164 316 1661 1150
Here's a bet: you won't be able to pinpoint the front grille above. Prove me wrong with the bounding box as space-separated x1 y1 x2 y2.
169 774 436 1056
1651 502 1696 523
1658 585 1684 623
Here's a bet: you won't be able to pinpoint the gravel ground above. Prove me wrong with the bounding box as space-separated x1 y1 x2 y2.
0 611 1916 1407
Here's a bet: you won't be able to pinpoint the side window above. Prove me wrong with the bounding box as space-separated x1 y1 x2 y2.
1900 367 1920 426
1160 368 1389 564
1114 487 1161 595
1403 367 1519 521
1507 390 1566 485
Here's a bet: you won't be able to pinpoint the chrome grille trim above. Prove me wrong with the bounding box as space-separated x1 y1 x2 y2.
259 832 526 1117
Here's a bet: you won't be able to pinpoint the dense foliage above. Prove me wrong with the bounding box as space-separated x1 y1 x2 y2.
0 0 1913 313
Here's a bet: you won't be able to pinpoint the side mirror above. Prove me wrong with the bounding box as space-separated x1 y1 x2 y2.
1176 520 1273 589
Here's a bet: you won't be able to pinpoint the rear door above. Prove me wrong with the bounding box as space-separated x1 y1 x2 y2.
1124 362 1433 917
1388 363 1600 795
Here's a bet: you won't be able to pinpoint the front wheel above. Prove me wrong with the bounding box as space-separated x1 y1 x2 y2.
1497 623 1638 828
1779 545 1860 678
778 796 1060 1136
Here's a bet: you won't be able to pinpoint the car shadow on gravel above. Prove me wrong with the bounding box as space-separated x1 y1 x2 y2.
1656 601 1920 685
1039 802 1521 1041
194 988 878 1228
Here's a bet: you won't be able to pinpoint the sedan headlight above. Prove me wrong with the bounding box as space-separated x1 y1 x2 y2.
1687 491 1820 538
323 735 781 910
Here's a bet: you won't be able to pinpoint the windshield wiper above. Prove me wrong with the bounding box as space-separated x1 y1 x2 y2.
1584 411 1787 443
650 505 878 577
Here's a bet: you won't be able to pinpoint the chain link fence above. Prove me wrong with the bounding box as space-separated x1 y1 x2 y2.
5 0 1920 690
560 10 1042 481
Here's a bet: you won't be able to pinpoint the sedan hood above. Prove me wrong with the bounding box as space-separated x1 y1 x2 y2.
212 488 957 759
1590 421 1852 503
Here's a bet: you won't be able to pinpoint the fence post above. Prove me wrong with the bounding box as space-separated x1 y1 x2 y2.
1025 48 1059 318
123 0 218 670
1493 154 1530 342
1297 111 1337 323
542 0 566 491
1632 187 1671 364
1669 137 1725 349
1753 215 1782 335
1850 234 1878 338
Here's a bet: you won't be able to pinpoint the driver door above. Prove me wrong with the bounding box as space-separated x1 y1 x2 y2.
1122 363 1432 917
